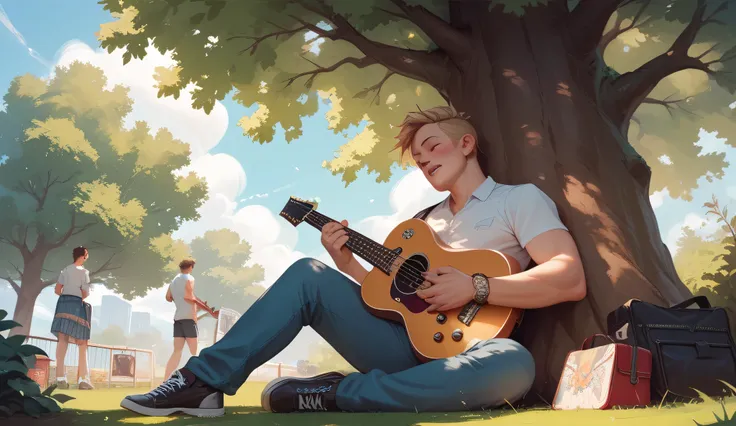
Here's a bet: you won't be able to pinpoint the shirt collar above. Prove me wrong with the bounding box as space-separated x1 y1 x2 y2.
471 176 497 201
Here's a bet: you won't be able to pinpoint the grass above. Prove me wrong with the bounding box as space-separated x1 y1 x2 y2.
10 383 736 426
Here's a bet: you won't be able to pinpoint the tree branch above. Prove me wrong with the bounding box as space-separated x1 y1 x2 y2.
228 23 309 56
8 262 23 280
46 212 97 250
598 0 653 51
293 1 451 90
642 94 697 118
89 252 122 278
603 0 728 126
14 170 79 212
385 0 472 62
353 70 396 105
0 276 21 294
284 56 379 88
568 0 628 56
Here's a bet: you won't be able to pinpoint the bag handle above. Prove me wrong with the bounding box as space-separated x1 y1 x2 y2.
580 334 615 350
670 295 711 310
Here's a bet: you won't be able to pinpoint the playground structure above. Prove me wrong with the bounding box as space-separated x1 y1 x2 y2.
26 305 310 389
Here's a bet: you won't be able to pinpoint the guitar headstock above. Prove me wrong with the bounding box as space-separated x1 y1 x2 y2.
280 196 317 227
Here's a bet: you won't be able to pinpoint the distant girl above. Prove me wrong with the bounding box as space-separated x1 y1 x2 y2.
51 246 94 390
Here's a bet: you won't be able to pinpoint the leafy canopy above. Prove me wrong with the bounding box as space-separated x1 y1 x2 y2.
156 229 266 312
0 62 207 299
98 0 736 200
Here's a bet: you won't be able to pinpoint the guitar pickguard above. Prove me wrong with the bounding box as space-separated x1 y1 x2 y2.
391 253 430 313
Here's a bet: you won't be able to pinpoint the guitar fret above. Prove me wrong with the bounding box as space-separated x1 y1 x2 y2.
304 210 395 274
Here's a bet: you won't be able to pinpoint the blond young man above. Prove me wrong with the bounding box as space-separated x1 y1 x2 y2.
121 106 586 417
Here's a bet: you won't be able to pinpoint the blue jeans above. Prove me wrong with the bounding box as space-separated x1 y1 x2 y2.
185 258 535 412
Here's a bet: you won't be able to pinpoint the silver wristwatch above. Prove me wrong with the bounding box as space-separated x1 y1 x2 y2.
471 273 490 304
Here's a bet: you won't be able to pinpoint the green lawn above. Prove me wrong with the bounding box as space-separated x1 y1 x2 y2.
11 383 736 426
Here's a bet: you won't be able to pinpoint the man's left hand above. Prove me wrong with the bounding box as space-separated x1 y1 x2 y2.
416 266 475 312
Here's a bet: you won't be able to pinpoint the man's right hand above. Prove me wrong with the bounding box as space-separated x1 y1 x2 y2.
321 219 355 272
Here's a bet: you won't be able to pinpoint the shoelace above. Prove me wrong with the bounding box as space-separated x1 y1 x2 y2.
150 372 187 398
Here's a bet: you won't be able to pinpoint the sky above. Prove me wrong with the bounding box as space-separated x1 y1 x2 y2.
0 1 735 365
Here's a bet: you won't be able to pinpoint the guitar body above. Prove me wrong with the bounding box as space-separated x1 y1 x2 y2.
360 218 523 362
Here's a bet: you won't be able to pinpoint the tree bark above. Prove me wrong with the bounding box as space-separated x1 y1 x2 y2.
447 5 692 402
9 251 50 338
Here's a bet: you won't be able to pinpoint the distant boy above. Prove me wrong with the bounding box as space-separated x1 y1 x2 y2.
163 259 218 380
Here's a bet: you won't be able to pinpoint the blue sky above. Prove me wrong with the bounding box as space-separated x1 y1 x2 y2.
1 1 735 364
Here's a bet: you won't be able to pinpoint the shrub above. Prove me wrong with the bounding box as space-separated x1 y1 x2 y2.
0 309 75 418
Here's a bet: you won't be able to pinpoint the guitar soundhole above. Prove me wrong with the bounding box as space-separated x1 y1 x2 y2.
393 254 429 295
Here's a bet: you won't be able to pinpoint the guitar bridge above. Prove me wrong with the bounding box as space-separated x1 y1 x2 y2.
458 302 481 326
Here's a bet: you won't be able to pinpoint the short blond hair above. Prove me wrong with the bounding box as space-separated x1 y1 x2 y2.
393 105 478 157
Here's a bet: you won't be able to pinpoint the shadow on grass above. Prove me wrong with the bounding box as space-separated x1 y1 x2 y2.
9 405 522 426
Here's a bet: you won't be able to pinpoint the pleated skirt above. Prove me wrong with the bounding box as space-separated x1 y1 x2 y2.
50 295 91 343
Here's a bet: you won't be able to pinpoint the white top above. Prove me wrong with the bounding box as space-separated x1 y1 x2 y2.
425 176 568 270
58 264 91 298
170 273 196 321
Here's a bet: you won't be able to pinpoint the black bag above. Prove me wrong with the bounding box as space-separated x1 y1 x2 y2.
608 296 736 401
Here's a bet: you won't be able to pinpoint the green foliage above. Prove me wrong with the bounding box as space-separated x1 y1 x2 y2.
694 400 736 425
188 229 266 312
678 196 736 340
98 0 736 199
0 62 209 312
0 309 74 418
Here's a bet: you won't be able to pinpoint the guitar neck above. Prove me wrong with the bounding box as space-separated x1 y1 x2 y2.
302 210 398 274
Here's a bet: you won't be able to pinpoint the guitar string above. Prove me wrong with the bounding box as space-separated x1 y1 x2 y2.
285 182 501 291
286 202 432 289
306 212 431 290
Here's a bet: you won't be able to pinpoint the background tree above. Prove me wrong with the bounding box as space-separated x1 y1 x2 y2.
187 229 266 312
0 62 208 337
97 0 736 399
683 196 736 337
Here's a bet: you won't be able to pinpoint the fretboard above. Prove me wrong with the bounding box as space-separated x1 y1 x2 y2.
303 210 398 274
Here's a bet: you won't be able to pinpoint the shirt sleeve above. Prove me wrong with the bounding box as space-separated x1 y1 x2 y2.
504 184 569 248
58 268 67 286
82 270 91 293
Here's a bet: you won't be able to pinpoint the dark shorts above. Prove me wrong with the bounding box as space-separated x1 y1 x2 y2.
173 319 198 338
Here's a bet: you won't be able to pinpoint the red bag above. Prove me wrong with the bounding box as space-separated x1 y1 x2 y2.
552 334 652 410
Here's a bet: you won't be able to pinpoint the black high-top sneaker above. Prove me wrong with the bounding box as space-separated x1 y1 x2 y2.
261 371 345 413
120 368 224 417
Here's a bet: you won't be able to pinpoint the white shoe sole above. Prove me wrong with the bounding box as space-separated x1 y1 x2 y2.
120 398 225 417
260 372 345 412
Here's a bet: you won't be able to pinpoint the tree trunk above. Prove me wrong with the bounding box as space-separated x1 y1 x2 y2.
447 5 693 402
9 252 49 338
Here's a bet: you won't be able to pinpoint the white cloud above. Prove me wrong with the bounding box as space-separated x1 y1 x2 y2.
32 303 53 320
52 40 228 159
650 188 670 210
0 5 50 67
666 213 721 256
177 153 246 201
695 128 730 156
355 169 446 245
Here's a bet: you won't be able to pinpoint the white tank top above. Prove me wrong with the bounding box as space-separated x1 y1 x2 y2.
170 273 195 321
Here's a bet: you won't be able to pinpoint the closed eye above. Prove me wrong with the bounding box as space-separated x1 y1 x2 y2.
430 144 439 152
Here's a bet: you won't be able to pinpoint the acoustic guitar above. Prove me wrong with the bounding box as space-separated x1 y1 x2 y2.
280 196 524 361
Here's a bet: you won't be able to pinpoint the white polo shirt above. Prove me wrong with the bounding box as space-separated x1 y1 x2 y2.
422 177 568 270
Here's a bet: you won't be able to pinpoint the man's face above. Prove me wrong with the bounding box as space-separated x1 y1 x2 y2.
410 123 470 192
